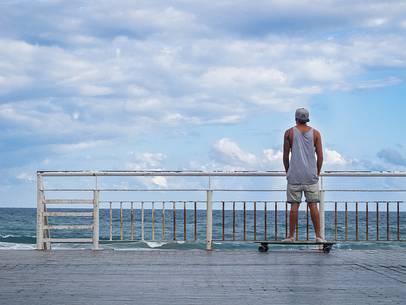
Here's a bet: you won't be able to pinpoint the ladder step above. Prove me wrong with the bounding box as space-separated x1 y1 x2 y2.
44 225 93 230
43 238 93 243
43 212 93 217
44 199 94 205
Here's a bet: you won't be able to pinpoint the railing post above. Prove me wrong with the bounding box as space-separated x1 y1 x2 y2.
36 173 44 250
206 190 213 250
319 176 325 240
93 190 100 250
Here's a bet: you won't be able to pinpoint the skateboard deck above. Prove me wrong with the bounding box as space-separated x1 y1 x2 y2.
255 241 335 253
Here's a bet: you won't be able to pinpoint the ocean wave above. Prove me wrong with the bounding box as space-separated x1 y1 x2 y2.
0 234 14 238
143 241 168 248
0 242 94 250
1 234 35 238
0 234 36 244
0 242 36 250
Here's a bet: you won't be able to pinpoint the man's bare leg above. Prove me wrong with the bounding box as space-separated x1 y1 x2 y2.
288 203 299 239
308 202 322 238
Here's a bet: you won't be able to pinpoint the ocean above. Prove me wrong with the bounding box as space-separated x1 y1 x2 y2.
1 208 405 250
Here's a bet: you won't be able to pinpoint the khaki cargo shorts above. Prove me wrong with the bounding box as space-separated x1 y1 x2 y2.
287 183 320 204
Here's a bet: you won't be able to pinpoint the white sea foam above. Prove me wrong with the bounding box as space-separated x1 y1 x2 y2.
0 242 36 250
114 248 157 251
0 234 14 238
144 241 168 248
0 242 91 250
0 234 36 238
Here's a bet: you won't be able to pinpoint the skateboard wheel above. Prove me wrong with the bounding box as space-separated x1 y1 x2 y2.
258 244 268 253
323 245 331 253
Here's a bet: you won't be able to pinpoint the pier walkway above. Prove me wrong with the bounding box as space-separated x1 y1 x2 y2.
0 249 405 305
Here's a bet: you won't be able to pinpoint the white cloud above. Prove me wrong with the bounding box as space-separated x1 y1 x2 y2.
127 152 167 169
212 138 285 170
365 18 388 27
334 76 402 91
212 140 354 171
162 112 201 125
292 58 350 82
102 6 205 35
151 176 168 187
209 114 244 124
50 140 111 153
201 67 288 88
214 138 258 165
79 84 113 96
324 148 348 166
72 111 80 120
16 172 35 182
125 152 168 189
263 149 283 163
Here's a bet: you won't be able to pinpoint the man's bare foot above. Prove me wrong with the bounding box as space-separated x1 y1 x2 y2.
282 237 295 242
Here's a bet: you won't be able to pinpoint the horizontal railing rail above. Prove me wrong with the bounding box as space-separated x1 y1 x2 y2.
36 170 406 250
38 170 406 177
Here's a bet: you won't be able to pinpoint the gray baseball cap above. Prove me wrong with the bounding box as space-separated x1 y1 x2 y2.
295 108 310 123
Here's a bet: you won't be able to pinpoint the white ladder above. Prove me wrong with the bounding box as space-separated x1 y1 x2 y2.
37 177 100 250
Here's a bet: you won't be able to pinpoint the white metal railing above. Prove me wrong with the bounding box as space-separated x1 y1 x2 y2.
36 170 406 250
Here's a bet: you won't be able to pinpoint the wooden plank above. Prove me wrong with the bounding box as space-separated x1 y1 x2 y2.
43 212 93 217
43 238 93 243
44 199 94 205
44 225 93 230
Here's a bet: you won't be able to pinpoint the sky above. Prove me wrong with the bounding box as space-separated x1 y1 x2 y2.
1 0 406 207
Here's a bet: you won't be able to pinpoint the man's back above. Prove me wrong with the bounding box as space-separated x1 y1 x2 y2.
283 125 323 185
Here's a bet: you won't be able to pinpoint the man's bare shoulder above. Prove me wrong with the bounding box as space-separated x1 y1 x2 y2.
284 127 294 135
313 128 321 143
312 128 322 140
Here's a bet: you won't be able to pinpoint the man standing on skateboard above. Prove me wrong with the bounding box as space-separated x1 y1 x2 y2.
282 108 325 242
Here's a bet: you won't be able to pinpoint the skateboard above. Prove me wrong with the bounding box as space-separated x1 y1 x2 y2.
255 241 335 253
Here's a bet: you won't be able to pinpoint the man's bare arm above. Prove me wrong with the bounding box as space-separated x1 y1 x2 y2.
314 130 323 175
283 129 291 173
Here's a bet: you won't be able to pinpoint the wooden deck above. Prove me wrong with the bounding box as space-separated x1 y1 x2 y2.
0 249 405 304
